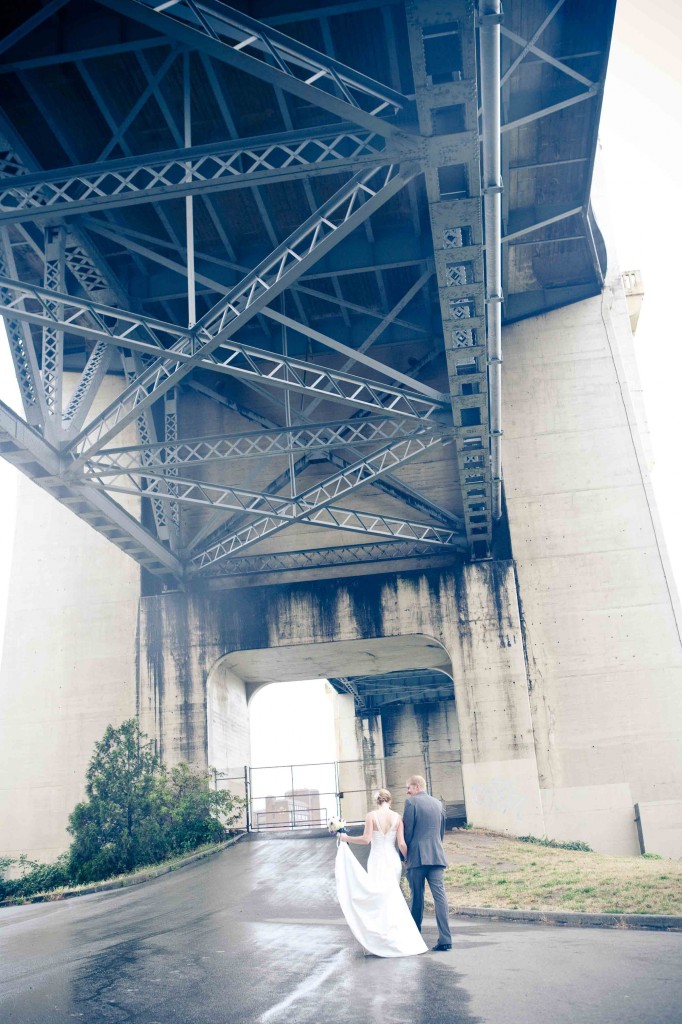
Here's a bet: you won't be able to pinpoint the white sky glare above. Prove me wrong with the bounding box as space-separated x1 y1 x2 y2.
1 0 681 713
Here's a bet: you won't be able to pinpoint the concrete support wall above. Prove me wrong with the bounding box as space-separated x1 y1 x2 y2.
0 378 140 862
381 699 464 817
504 274 682 854
335 697 385 823
138 563 546 839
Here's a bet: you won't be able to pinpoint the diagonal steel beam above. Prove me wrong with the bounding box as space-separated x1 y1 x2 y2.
97 0 413 139
500 0 571 87
85 432 446 519
502 86 599 133
0 398 182 577
501 24 595 89
182 379 461 559
0 0 70 57
65 162 421 461
63 341 112 434
190 496 465 572
120 350 177 548
183 431 459 563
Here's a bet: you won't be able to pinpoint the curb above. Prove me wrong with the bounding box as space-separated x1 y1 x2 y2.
0 833 246 907
451 905 682 932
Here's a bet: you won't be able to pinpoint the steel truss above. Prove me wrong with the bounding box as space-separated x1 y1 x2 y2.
197 538 457 579
0 0 611 582
0 126 401 224
85 431 457 543
86 417 453 475
98 0 413 137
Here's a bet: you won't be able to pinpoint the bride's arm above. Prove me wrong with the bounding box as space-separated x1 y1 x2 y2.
339 813 374 845
396 816 408 858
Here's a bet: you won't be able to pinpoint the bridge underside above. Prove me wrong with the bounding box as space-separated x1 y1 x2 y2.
0 0 614 584
3 0 682 867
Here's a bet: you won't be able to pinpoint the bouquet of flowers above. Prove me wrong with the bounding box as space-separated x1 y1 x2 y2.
328 815 348 835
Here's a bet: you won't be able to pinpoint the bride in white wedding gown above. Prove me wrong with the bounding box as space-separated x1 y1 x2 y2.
335 789 428 957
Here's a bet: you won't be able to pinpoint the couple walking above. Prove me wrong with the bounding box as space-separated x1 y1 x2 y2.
335 775 452 958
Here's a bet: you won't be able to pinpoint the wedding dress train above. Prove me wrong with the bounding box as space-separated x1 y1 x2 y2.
335 811 428 957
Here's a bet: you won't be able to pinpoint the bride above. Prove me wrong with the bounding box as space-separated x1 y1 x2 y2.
335 789 427 957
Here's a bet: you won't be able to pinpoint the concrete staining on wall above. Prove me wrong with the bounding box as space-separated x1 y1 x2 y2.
138 562 546 840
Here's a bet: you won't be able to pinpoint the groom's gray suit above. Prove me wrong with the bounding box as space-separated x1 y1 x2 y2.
403 790 452 947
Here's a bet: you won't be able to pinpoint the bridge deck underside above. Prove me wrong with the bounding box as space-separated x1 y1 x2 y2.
0 0 614 585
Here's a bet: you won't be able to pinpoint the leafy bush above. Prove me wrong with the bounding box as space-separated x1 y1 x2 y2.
165 762 243 854
517 834 593 852
67 720 170 882
0 853 71 901
67 719 243 883
0 719 244 899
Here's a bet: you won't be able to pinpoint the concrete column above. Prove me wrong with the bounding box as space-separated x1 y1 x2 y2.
504 256 682 854
442 562 546 836
0 376 140 861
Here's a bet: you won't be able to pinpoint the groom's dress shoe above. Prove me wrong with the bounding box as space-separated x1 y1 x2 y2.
431 943 452 952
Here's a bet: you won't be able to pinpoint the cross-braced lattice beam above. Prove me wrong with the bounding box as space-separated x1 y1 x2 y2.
85 431 446 522
196 539 458 579
86 417 453 475
0 228 47 428
0 127 401 223
97 0 413 139
41 224 66 430
120 351 177 548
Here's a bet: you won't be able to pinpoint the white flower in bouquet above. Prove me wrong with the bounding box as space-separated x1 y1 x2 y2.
328 815 348 835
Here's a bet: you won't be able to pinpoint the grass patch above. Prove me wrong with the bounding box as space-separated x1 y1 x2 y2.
441 829 682 916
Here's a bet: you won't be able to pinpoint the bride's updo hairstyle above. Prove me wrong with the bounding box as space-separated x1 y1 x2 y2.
375 789 392 806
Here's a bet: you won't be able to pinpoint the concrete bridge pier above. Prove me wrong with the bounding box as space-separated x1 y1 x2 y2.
137 563 547 839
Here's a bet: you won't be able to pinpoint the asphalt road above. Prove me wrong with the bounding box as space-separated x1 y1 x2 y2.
1 835 680 1024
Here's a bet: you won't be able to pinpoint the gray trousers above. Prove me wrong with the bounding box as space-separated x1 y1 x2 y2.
407 865 452 945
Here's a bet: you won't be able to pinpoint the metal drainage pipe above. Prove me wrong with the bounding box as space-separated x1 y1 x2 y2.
478 0 503 520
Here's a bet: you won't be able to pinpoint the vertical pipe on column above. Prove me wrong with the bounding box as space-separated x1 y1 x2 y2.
479 0 503 519
184 51 196 328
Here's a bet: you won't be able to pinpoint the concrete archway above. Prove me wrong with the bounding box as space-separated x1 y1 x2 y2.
139 564 545 837
206 633 462 827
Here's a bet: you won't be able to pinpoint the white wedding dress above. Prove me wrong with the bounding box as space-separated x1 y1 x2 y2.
335 810 428 957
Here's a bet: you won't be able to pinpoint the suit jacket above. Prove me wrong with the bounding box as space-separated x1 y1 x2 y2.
403 791 447 869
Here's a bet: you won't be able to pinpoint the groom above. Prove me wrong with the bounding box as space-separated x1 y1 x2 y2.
402 774 452 952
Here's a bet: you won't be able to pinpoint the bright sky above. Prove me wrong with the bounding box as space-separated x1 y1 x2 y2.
1 0 681 738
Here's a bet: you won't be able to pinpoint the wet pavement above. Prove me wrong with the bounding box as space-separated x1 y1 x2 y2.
1 835 680 1024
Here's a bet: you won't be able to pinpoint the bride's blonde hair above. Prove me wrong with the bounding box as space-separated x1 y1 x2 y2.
374 789 392 805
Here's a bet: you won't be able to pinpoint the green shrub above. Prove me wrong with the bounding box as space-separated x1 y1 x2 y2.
67 719 244 883
517 834 593 852
0 853 71 901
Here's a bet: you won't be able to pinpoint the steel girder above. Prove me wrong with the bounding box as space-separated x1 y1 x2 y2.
85 417 454 475
84 431 455 536
64 162 423 462
96 0 415 139
405 1 493 556
195 539 458 580
0 0 613 583
0 127 405 223
0 398 182 577
0 271 445 429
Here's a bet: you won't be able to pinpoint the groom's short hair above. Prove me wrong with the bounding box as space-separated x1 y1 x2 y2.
407 774 426 791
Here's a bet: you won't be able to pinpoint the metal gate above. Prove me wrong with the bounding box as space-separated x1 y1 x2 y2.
214 753 463 833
